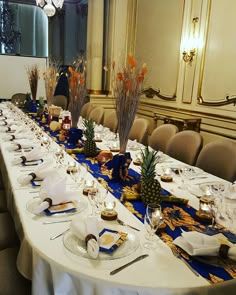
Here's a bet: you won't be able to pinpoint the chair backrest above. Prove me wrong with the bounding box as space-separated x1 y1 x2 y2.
11 93 26 108
166 130 203 165
51 95 67 110
196 140 236 182
129 118 149 144
148 124 179 153
103 110 118 133
88 106 104 125
80 102 90 118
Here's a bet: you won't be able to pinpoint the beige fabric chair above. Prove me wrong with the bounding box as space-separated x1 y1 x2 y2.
103 110 118 133
88 106 104 125
196 140 236 182
51 95 67 110
0 247 31 294
0 212 19 250
129 118 149 144
11 93 26 108
166 130 203 165
148 124 179 153
80 102 90 118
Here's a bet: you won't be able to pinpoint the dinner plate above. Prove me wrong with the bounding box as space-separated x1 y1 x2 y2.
26 196 88 217
63 226 139 260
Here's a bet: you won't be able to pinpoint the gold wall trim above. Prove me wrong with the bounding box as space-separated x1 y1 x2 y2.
198 94 236 107
142 87 176 101
88 90 103 95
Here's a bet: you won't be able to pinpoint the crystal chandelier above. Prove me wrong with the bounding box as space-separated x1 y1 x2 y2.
36 0 64 17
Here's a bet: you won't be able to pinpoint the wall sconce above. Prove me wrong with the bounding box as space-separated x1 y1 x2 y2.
182 17 199 63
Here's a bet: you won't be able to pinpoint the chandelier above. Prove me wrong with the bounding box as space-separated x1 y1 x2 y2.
36 0 64 17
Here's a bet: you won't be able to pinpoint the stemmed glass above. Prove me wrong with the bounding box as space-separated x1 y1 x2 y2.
88 186 99 217
209 183 229 220
53 147 64 167
70 165 84 189
208 199 219 229
144 203 163 249
41 136 52 151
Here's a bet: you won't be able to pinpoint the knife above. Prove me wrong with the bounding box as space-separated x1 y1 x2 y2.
110 254 149 275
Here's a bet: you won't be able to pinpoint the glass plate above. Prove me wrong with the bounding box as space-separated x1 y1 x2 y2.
26 196 88 217
63 226 140 260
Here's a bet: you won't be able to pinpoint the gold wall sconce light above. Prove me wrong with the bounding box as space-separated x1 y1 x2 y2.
182 17 199 64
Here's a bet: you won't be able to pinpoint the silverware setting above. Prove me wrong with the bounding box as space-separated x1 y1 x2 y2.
116 218 140 231
171 247 200 277
43 219 72 225
110 254 149 275
50 228 70 240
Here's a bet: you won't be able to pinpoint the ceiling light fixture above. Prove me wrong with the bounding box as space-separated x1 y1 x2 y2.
36 0 64 17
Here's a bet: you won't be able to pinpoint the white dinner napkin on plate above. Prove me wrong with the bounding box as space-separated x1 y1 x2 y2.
3 132 34 141
33 174 74 214
11 148 44 165
0 119 15 126
17 159 55 185
7 139 36 151
174 231 236 260
70 216 100 259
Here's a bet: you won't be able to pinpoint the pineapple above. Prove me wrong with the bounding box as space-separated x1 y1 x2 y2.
140 147 162 205
83 119 97 157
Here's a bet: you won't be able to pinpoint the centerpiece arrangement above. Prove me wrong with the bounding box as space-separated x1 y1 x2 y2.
105 55 147 181
26 64 40 113
43 59 60 106
68 56 87 128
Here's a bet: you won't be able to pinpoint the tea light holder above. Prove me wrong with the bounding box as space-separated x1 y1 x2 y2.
83 180 95 196
66 161 77 174
160 167 173 182
101 200 118 221
196 196 212 223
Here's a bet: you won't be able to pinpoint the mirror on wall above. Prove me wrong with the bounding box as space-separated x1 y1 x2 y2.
0 0 88 64
0 0 48 57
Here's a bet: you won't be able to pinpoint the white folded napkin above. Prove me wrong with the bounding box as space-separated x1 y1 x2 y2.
7 139 36 151
174 231 236 260
94 124 104 133
33 175 73 214
70 216 100 259
3 132 34 141
17 159 55 185
0 124 24 133
11 148 44 165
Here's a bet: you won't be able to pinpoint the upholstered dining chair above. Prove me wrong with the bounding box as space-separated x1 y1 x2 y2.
51 95 68 110
80 102 90 118
0 247 31 294
129 118 149 144
166 130 203 165
196 140 236 182
88 106 104 125
11 93 26 108
148 124 179 153
0 190 7 213
103 110 118 133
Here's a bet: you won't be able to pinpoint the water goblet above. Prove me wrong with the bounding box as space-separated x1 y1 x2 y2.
144 203 163 250
209 183 229 220
53 147 64 168
208 199 219 229
88 186 98 217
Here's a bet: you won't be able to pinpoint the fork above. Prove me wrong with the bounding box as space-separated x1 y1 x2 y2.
171 247 200 277
116 218 140 231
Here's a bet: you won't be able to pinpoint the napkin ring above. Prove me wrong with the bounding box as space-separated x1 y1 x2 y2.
219 244 230 259
43 198 53 207
28 173 37 180
85 234 97 246
20 156 27 164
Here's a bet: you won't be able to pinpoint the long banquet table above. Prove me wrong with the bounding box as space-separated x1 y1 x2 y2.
0 103 236 295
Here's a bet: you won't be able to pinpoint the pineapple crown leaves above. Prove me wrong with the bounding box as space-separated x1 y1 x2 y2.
83 118 95 140
140 146 159 181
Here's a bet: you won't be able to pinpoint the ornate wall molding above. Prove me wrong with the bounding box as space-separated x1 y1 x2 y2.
198 94 236 107
142 87 176 101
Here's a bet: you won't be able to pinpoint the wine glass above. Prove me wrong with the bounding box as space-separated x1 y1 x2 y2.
208 199 219 229
53 147 64 167
144 203 163 249
209 183 229 220
88 186 98 217
70 165 82 189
